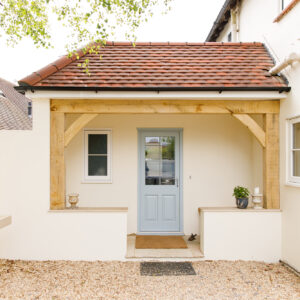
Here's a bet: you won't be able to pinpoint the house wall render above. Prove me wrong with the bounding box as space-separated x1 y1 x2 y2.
215 0 300 272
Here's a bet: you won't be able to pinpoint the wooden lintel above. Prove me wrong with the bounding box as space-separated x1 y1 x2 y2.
64 114 97 147
50 111 65 210
263 114 280 209
51 100 280 114
232 114 266 147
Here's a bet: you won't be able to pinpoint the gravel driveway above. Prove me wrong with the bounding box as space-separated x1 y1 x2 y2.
0 260 299 299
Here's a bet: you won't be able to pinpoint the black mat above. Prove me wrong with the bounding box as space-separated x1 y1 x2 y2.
140 262 196 276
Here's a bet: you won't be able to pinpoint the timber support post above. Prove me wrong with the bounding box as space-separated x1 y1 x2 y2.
50 111 65 209
263 113 280 209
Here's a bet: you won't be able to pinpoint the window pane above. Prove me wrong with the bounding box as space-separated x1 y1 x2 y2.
145 136 175 185
282 0 293 9
88 156 107 176
293 151 300 177
161 136 175 185
293 123 300 149
88 134 107 154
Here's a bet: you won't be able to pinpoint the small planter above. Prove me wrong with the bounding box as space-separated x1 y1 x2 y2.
68 193 79 209
236 197 249 209
233 186 250 209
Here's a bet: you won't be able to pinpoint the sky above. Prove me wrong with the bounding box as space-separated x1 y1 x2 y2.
0 0 224 83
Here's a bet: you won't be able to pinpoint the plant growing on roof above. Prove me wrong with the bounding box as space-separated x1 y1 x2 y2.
233 186 250 209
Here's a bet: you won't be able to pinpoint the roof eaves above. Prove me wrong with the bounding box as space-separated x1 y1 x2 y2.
18 42 98 86
205 0 237 42
15 85 291 93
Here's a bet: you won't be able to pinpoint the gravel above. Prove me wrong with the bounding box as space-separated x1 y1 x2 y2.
0 260 299 299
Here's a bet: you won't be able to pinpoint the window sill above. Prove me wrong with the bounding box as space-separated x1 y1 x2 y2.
81 180 112 184
285 181 300 187
49 207 128 213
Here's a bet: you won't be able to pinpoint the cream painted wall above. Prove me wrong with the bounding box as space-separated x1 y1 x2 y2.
217 21 231 42
65 113 263 235
215 0 300 271
0 100 127 260
200 210 282 262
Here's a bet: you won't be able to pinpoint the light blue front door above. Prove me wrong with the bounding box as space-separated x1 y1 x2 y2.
138 129 182 233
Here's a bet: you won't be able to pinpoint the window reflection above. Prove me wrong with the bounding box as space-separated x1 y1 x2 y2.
145 136 175 185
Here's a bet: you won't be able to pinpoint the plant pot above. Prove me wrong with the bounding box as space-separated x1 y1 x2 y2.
68 193 79 208
236 197 248 209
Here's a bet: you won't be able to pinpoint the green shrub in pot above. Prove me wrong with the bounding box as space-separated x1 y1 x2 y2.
233 186 250 209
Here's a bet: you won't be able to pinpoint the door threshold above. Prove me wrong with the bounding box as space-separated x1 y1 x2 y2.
136 232 184 236
126 235 204 259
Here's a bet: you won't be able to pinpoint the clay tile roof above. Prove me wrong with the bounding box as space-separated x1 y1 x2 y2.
18 42 289 91
0 96 32 130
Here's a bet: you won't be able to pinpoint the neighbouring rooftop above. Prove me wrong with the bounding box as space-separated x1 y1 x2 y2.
0 78 31 130
18 42 289 91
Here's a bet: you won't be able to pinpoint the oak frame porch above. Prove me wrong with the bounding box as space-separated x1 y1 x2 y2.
50 99 280 210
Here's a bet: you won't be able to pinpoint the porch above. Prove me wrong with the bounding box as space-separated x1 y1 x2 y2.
47 97 282 260
51 98 280 211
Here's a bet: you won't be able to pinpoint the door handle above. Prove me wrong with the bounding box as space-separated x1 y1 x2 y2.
175 178 179 188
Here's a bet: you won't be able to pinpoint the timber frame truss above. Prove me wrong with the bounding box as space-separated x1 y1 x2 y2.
50 99 279 210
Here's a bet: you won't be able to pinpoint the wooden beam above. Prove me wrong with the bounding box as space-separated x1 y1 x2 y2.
51 100 280 114
263 114 280 209
64 114 97 147
50 111 65 209
232 114 266 147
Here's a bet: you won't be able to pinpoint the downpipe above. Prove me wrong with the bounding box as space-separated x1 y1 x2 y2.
269 52 300 75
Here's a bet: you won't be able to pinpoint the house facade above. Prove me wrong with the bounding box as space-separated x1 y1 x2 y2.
206 0 300 272
0 41 289 261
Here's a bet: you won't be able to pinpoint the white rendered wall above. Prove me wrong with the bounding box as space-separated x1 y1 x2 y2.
65 113 263 235
217 21 231 42
200 210 282 262
0 100 127 260
215 0 300 273
216 0 282 43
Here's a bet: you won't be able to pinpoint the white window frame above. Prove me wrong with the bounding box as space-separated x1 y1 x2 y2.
287 117 300 185
83 129 112 183
281 0 293 10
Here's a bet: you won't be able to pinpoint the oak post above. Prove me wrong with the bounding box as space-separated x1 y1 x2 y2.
263 113 280 209
50 111 65 209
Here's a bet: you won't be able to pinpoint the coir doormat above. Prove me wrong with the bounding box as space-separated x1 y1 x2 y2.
135 235 187 249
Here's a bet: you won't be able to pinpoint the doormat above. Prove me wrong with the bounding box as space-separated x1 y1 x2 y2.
140 262 196 276
135 235 187 249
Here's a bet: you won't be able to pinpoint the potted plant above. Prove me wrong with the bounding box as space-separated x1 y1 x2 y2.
233 186 250 209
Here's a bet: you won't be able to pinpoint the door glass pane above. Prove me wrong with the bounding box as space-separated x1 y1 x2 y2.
293 123 300 149
293 151 300 177
161 137 175 185
88 134 107 154
145 136 175 185
88 156 107 176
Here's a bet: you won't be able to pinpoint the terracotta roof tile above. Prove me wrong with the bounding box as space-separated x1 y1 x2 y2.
19 42 288 90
